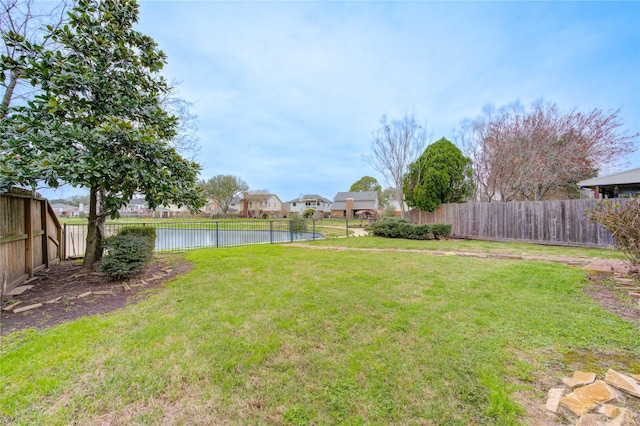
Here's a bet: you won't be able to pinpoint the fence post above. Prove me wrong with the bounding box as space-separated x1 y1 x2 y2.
215 222 219 248
346 219 349 238
63 223 67 260
270 221 274 244
289 220 294 242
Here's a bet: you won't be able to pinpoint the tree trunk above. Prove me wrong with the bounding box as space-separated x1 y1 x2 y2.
94 189 107 261
0 70 21 119
80 187 105 272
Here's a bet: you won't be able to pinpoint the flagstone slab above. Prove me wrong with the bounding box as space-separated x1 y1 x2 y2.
608 407 636 426
575 413 604 426
545 387 565 412
598 403 620 418
560 380 621 416
605 369 640 398
562 371 597 388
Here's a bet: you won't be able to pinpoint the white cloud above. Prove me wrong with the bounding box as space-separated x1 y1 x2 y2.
135 0 640 201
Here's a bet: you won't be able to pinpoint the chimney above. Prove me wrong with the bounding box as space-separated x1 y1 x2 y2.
346 198 354 219
242 192 249 218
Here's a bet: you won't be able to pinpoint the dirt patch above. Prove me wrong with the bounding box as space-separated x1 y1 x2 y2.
586 273 640 325
1 254 191 335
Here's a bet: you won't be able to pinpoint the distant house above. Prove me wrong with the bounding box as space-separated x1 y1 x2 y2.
126 198 148 211
578 168 640 199
286 194 332 217
51 203 78 218
239 193 287 218
330 191 379 219
153 203 208 218
205 196 242 217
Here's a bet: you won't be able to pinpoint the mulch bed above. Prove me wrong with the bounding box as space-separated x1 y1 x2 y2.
1 254 191 335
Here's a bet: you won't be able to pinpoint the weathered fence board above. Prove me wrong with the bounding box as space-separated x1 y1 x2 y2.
1 188 62 294
410 199 624 248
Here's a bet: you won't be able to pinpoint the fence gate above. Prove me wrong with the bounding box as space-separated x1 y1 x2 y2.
0 187 62 294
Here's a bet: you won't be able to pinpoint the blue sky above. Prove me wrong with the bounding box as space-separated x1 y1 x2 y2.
47 1 640 202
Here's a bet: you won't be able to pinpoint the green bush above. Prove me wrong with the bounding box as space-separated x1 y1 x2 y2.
431 223 452 239
118 226 156 251
371 218 451 240
100 235 152 280
370 217 410 238
289 213 309 233
407 224 433 240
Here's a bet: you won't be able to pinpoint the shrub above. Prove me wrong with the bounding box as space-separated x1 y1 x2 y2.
100 235 152 280
396 223 431 240
431 223 452 239
118 226 156 251
370 217 410 238
588 199 640 271
289 213 308 233
371 218 453 240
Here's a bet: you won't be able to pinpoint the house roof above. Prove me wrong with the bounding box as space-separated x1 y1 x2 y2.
331 191 379 211
241 193 280 202
578 168 640 187
333 191 378 202
128 198 147 205
51 203 77 211
286 194 331 203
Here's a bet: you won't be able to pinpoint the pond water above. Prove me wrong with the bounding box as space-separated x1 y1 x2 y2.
154 228 322 251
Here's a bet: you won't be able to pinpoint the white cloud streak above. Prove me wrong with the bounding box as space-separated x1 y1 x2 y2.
135 0 640 201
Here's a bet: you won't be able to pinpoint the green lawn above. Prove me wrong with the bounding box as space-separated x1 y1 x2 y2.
1 241 638 425
313 235 627 259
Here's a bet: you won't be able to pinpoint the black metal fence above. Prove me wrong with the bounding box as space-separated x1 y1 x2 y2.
62 219 362 259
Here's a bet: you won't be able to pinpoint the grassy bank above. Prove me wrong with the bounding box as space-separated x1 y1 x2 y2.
1 242 637 424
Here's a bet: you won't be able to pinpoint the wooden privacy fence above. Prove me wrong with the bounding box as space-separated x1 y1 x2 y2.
0 187 62 294
410 199 625 248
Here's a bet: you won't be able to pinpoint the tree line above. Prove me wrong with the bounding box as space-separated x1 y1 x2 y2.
367 103 637 214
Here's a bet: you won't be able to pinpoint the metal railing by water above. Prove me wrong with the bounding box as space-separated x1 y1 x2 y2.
62 219 360 259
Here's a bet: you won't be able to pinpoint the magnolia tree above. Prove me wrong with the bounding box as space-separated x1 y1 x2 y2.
1 0 71 116
0 0 204 271
455 101 637 201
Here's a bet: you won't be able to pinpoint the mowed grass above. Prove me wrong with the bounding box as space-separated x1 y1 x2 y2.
1 242 638 425
313 235 627 259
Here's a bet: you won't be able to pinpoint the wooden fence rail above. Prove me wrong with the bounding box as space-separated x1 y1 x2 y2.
410 199 624 248
1 188 62 294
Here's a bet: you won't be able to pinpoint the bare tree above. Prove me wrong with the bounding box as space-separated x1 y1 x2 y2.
456 101 637 201
1 0 71 117
367 114 429 216
161 80 200 160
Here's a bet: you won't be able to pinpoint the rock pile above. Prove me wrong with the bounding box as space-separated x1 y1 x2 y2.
546 369 639 425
